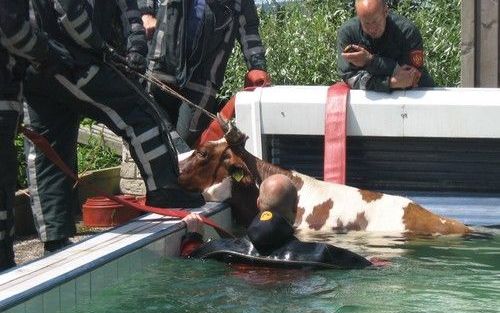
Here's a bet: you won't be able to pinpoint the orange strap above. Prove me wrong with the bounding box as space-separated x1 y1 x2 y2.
196 86 259 147
196 95 236 146
323 82 349 184
20 126 234 238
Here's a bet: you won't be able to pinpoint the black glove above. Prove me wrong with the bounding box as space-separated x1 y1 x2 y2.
102 44 126 64
126 51 147 74
36 39 75 75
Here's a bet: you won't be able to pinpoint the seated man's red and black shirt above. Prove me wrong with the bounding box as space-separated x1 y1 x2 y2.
337 12 435 92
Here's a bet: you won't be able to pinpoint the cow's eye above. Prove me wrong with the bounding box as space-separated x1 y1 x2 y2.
196 150 208 158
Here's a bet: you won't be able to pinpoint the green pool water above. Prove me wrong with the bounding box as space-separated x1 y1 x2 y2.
77 228 500 313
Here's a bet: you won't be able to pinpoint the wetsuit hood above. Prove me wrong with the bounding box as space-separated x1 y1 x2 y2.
190 212 372 269
246 211 295 255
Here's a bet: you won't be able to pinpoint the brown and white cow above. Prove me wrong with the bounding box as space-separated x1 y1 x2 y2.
178 139 470 236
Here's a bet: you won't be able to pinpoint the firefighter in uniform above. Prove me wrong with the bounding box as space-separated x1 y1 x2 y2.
0 0 66 270
138 0 271 147
337 0 434 92
24 0 205 254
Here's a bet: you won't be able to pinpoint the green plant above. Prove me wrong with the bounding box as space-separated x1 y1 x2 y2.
15 134 27 189
77 124 121 175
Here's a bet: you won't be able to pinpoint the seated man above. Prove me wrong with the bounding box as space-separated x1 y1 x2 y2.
181 174 372 269
337 0 435 92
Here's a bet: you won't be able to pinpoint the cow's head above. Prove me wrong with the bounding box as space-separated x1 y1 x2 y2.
179 139 259 225
178 139 255 197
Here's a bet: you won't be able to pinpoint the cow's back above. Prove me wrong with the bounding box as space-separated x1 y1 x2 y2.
291 173 469 235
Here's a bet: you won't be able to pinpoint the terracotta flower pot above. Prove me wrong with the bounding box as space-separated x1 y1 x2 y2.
82 195 142 227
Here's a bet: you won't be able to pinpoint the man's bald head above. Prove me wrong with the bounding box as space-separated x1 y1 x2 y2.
355 0 388 39
257 174 298 224
355 0 386 12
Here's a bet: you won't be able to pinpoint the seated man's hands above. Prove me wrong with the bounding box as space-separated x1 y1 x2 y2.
341 44 373 68
390 65 421 89
182 213 205 236
141 14 157 40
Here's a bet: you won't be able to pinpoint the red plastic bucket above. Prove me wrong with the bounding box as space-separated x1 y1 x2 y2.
82 195 142 227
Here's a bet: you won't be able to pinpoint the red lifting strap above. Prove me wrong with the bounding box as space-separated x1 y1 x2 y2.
20 126 234 239
196 95 236 146
196 87 258 147
324 82 350 184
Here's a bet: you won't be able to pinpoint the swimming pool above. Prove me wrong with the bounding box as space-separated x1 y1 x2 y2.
69 227 500 313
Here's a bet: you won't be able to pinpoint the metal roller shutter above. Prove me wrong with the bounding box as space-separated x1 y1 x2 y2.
268 135 500 193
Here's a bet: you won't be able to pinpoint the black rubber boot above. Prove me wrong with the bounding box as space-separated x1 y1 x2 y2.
145 187 205 208
0 246 15 272
43 238 72 256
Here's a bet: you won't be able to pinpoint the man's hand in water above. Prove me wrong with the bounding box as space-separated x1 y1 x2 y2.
369 257 391 267
182 213 205 236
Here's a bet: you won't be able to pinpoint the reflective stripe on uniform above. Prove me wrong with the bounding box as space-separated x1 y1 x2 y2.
246 46 265 55
190 81 213 126
185 81 217 97
76 65 99 88
116 0 132 36
5 21 30 46
0 100 22 113
126 10 142 19
136 126 160 143
23 105 49 241
144 145 167 161
0 211 7 220
71 10 90 29
54 73 162 191
53 0 93 49
244 34 260 42
18 35 37 54
210 20 233 83
58 14 92 49
152 30 164 59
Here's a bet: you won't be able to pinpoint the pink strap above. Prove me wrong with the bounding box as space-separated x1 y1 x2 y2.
324 82 349 184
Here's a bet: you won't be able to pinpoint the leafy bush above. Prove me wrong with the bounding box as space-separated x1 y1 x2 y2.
221 0 460 98
76 133 121 175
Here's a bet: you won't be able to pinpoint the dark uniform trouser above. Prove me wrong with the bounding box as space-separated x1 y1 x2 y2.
0 96 21 270
151 79 218 147
23 64 180 242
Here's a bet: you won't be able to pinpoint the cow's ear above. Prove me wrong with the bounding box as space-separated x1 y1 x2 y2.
229 165 254 186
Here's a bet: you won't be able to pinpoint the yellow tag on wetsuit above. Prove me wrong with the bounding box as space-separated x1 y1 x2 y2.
260 211 273 221
231 169 244 182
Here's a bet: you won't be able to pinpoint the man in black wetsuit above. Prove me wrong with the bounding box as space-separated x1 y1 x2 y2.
337 0 434 92
180 174 372 269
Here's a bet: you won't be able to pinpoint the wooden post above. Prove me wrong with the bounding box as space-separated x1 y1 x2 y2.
478 0 499 87
461 0 500 87
461 0 476 87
